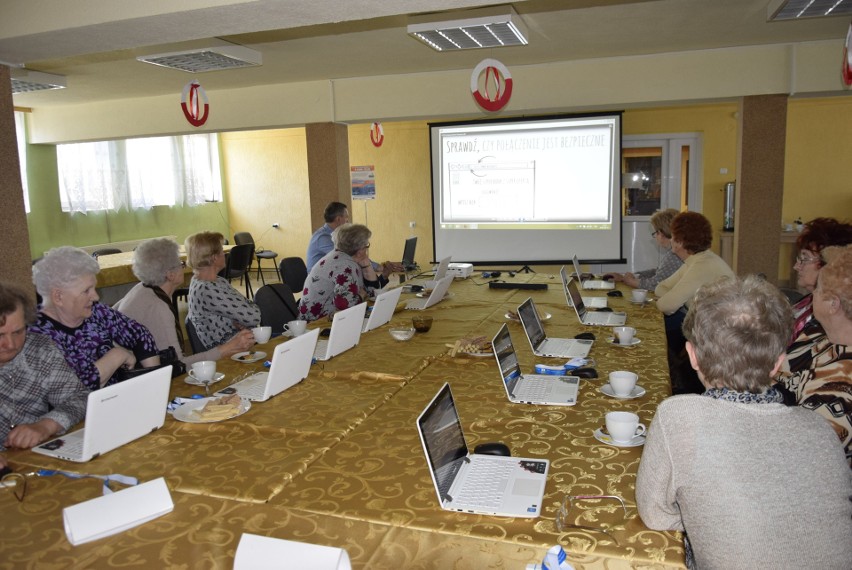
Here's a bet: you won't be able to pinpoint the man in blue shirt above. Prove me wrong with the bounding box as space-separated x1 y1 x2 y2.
306 202 350 271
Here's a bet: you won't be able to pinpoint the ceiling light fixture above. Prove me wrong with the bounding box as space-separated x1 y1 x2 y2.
768 0 852 20
136 43 262 73
408 6 528 52
10 69 67 94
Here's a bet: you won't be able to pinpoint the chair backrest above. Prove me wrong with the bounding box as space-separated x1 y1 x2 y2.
92 248 122 258
226 243 255 276
233 232 255 246
171 287 189 311
184 317 207 354
255 284 299 334
280 256 308 293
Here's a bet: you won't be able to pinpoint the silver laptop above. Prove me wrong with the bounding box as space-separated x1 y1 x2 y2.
560 265 607 309
313 301 368 361
363 286 403 332
517 297 594 358
32 367 172 462
492 324 580 406
216 328 320 402
405 275 453 310
424 256 451 288
572 255 615 290
566 277 627 326
416 383 549 517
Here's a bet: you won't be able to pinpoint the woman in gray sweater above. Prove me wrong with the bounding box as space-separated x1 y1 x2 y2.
636 275 852 569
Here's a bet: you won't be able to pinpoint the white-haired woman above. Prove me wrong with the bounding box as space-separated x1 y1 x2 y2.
31 246 159 390
114 238 254 364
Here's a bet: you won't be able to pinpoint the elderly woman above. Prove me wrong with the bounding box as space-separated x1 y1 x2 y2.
783 246 852 465
185 231 260 351
609 209 683 290
30 246 159 390
114 238 255 364
637 276 852 569
298 223 390 321
788 217 852 341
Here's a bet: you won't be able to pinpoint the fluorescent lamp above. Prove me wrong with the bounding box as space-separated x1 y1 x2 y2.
10 69 66 93
137 44 262 73
408 6 528 52
768 0 852 21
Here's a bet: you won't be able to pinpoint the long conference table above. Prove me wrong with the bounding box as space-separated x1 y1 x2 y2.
2 271 686 569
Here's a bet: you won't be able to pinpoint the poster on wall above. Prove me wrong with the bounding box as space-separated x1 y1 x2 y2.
351 165 376 200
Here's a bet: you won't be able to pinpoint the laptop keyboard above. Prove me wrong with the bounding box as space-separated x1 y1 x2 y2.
515 376 555 400
313 339 329 359
233 373 266 401
539 338 586 357
453 459 513 510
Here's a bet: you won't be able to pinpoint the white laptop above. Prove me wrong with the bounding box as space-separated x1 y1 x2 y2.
416 383 549 517
216 328 320 402
560 266 607 309
572 255 615 290
32 367 172 462
492 324 580 406
405 275 453 310
363 286 403 332
423 256 452 288
313 301 368 361
566 278 627 326
517 297 594 358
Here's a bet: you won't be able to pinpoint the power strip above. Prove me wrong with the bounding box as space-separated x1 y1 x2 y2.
488 282 547 291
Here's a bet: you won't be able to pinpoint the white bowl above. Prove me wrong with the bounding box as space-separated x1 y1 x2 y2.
389 327 416 341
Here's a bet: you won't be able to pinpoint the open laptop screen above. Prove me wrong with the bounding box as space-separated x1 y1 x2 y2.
565 278 589 319
418 384 468 495
493 325 522 392
402 237 417 269
518 298 546 347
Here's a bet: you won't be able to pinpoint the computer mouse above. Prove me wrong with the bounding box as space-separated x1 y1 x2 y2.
410 285 424 292
572 367 598 379
607 290 623 297
596 307 614 312
319 328 332 337
473 442 511 457
574 332 596 341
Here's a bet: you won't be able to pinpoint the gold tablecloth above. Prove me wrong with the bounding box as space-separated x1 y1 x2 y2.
4 272 685 568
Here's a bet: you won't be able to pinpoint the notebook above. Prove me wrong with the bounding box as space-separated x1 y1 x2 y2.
416 383 549 517
363 286 403 332
405 275 453 310
313 301 368 361
33 366 172 462
423 256 451 288
517 297 594 358
401 236 418 271
560 265 607 309
216 328 320 402
565 277 627 326
572 255 615 290
492 324 580 406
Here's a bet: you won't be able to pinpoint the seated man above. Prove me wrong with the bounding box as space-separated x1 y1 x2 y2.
0 281 88 468
636 276 852 569
306 202 350 271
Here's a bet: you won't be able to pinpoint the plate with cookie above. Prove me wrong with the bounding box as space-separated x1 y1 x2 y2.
173 394 251 423
448 336 493 357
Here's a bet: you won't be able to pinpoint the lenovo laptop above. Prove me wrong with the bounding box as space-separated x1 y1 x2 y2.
560 266 607 309
423 256 451 288
32 366 172 462
363 286 403 332
313 301 368 361
517 297 594 358
492 324 580 406
216 328 320 402
405 275 453 310
572 255 615 290
416 382 549 517
566 278 627 326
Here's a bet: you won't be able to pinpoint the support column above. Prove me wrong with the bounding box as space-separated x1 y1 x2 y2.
0 65 34 298
305 122 351 229
734 94 787 282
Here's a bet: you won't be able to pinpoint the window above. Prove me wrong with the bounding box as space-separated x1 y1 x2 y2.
14 111 29 213
57 133 222 213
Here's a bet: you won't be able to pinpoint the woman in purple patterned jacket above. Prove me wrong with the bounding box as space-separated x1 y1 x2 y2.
31 246 160 390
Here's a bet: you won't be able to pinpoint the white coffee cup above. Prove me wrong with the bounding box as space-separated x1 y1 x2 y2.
283 320 307 336
631 289 648 303
609 371 638 397
251 326 272 344
605 411 646 443
613 326 635 345
191 360 216 382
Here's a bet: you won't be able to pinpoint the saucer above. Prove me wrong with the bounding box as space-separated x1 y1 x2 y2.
607 337 641 347
593 428 645 448
231 351 267 363
600 383 646 399
629 298 654 305
185 371 225 386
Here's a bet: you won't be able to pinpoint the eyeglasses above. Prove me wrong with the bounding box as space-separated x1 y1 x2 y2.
651 230 659 237
795 252 820 266
2 472 28 502
555 494 628 543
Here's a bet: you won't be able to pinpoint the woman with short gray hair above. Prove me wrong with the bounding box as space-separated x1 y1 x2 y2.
31 246 160 390
114 238 254 364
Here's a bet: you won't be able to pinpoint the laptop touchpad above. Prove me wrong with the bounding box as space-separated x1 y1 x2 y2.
513 478 543 496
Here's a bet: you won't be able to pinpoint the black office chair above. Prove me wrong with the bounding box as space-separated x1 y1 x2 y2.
254 284 300 335
92 248 122 258
280 256 308 294
184 317 207 354
234 231 280 285
172 287 189 311
222 243 255 299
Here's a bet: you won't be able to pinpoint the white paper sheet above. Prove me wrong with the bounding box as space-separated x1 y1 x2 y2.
234 533 352 570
